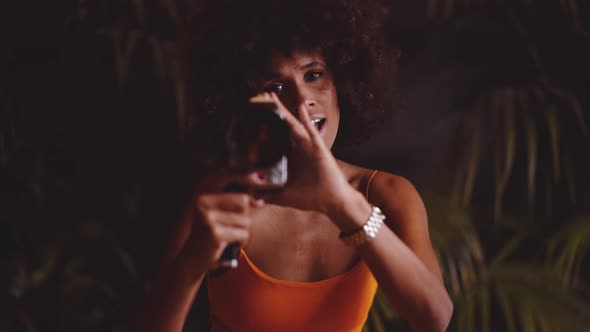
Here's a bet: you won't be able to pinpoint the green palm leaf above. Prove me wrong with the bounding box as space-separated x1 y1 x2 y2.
454 83 587 216
548 215 590 288
451 264 590 332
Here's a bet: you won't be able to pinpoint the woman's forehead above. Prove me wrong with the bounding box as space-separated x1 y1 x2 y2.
268 49 324 66
246 49 327 86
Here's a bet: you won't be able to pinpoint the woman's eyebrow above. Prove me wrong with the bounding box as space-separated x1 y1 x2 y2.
300 61 326 70
261 61 326 81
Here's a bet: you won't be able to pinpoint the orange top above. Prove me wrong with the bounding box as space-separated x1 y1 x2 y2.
207 170 380 332
207 250 378 332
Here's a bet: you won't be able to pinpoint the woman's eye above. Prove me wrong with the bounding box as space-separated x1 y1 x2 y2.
305 71 322 82
266 82 284 94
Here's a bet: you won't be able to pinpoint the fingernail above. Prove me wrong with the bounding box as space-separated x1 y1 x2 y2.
250 195 264 207
256 171 267 181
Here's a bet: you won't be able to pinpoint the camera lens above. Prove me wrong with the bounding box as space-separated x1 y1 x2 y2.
225 101 290 172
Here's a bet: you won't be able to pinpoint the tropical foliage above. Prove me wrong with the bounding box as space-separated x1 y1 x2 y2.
2 1 589 331
365 1 590 331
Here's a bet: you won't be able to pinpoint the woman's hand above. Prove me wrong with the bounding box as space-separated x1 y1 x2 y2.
256 93 363 222
170 171 265 279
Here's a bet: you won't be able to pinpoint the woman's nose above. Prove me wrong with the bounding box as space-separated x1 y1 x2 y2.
292 99 315 117
291 86 315 114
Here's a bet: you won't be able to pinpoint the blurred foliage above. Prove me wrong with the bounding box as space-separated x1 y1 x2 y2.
368 0 590 331
2 0 590 332
407 0 590 331
2 1 190 331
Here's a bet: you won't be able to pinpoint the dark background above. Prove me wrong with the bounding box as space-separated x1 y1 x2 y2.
2 1 590 331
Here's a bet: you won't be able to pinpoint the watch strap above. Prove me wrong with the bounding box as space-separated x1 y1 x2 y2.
339 205 385 246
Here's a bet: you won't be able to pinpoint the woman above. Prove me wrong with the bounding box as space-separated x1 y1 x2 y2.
129 1 453 331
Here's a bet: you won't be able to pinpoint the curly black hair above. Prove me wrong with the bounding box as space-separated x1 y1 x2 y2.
182 0 399 147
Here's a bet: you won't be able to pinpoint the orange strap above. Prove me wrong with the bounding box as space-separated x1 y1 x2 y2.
365 170 379 201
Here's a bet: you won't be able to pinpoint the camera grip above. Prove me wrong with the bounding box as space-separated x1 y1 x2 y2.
216 182 248 270
218 242 240 269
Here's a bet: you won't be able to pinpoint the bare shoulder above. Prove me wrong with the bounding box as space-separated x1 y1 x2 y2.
334 162 443 279
364 170 429 237
369 172 424 210
336 160 426 225
335 160 378 193
368 170 442 279
336 161 441 276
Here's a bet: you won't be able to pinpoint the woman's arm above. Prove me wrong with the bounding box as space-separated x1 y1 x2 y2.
126 188 263 332
330 174 453 332
261 93 452 331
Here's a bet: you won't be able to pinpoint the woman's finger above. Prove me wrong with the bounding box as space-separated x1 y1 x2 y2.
213 210 253 229
268 92 310 144
297 104 327 149
252 189 283 207
214 225 250 247
198 193 261 214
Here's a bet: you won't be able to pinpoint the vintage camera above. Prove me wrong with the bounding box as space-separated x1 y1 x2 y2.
217 97 290 269
224 98 290 186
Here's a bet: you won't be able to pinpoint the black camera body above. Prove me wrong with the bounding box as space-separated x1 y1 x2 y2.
215 99 290 270
224 100 290 185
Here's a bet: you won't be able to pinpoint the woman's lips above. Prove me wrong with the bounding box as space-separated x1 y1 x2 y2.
311 117 327 134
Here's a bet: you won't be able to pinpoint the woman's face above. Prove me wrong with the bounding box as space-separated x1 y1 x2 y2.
254 50 340 149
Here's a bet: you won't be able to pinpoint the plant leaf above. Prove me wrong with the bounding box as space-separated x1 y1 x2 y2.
565 91 588 136
490 235 522 268
519 91 538 209
545 105 560 184
462 106 482 207
369 306 386 332
564 155 576 204
495 284 517 332
479 284 491 332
